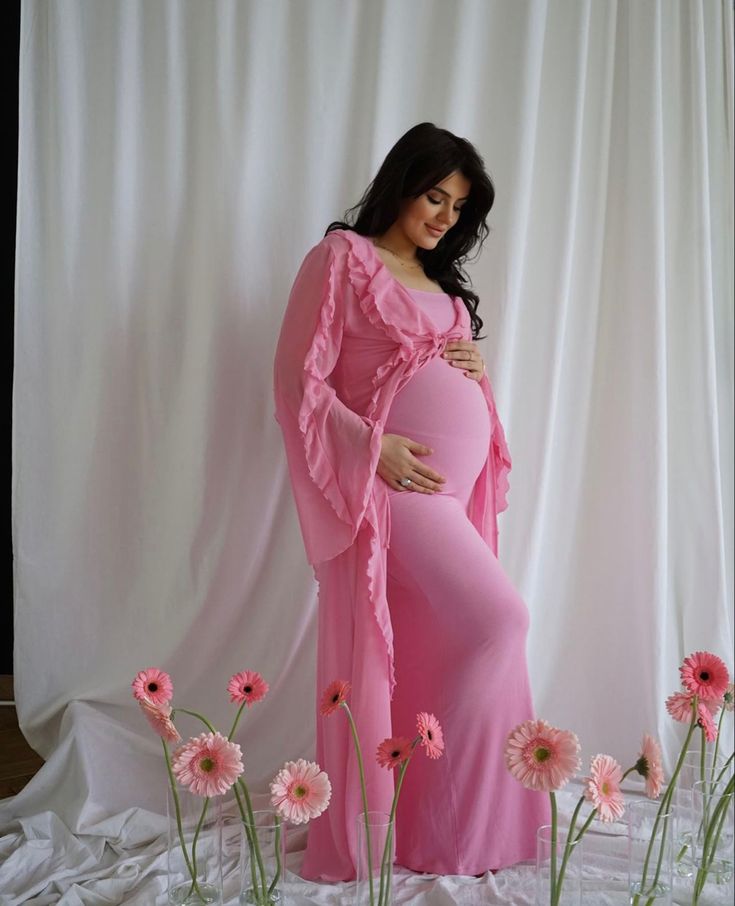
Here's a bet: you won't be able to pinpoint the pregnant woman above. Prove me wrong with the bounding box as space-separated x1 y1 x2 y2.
273 122 549 881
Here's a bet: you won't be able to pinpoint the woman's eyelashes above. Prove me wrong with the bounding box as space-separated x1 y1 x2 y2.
427 194 463 213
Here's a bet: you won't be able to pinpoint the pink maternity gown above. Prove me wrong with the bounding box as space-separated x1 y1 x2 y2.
272 228 549 882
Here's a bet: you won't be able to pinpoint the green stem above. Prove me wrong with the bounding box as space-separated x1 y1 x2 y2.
550 792 558 906
162 739 207 903
341 702 375 906
556 805 593 898
632 698 699 906
267 815 283 900
172 708 218 734
233 784 262 904
184 798 210 902
227 701 247 741
238 778 270 904
693 774 734 904
710 711 725 784
378 740 418 906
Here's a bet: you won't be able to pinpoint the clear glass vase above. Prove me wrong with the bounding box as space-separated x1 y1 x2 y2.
535 824 583 906
627 799 675 905
355 811 394 906
239 809 286 905
167 786 223 905
691 779 734 903
674 752 729 879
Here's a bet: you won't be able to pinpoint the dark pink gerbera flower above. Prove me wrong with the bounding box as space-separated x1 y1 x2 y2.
319 679 351 717
131 667 173 706
376 737 413 770
227 671 269 707
679 651 730 702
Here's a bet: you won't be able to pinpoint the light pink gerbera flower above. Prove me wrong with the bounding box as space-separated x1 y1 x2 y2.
269 759 332 824
376 737 413 770
227 671 269 707
172 732 244 797
131 668 173 705
680 651 730 702
417 712 445 759
697 705 718 743
139 697 181 744
583 754 625 822
723 681 734 713
665 691 719 724
634 734 665 799
505 719 581 792
319 679 351 717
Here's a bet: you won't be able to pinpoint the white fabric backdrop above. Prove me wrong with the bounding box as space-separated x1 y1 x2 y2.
4 0 733 903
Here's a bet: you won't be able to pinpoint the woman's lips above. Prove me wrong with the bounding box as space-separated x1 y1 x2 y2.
426 225 444 236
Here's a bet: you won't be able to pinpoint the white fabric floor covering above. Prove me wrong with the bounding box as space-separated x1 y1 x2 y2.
0 717 731 906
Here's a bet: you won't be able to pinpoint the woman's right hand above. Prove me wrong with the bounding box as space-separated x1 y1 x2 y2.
377 433 446 494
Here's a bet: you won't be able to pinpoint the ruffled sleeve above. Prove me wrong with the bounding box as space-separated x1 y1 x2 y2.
273 234 385 566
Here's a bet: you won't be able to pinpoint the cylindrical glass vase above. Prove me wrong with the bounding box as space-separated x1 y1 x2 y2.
355 811 394 906
167 786 223 905
535 824 583 906
674 752 729 879
691 779 734 903
239 809 286 905
627 799 675 905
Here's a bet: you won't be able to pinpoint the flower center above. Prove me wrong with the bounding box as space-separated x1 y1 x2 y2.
601 781 610 795
332 694 339 704
244 685 252 694
699 671 710 681
534 746 551 763
293 784 308 799
635 756 649 777
391 750 401 759
148 682 159 692
427 730 433 741
200 757 215 773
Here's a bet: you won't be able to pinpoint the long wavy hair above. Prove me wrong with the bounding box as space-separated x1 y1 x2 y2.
325 122 495 339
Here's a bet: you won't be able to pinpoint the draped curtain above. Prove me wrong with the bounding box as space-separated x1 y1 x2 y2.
5 1 732 903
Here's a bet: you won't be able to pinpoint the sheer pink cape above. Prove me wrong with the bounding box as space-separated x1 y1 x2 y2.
273 228 512 881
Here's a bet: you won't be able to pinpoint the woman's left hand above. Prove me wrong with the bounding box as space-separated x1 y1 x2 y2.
442 341 485 382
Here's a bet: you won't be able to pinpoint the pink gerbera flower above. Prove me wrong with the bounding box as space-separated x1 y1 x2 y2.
666 690 719 724
319 679 351 717
376 737 413 770
680 651 730 702
172 732 244 797
227 671 269 707
505 719 581 792
131 667 173 705
583 754 625 822
417 712 445 759
139 698 181 745
634 734 665 799
697 705 718 743
269 759 332 824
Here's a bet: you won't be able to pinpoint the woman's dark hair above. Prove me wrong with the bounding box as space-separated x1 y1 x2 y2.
325 122 495 339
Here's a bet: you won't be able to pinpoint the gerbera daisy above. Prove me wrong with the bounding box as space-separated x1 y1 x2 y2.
696 705 718 743
131 667 173 706
505 719 581 792
583 754 625 822
172 732 244 797
680 651 730 702
269 759 332 824
666 691 720 723
227 670 269 707
376 737 413 770
634 734 665 799
319 679 351 717
139 697 181 744
417 712 445 759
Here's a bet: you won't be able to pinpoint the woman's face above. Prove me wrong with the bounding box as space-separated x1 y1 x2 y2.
397 169 471 250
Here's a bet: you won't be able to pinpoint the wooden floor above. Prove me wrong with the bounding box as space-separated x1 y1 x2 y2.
0 675 44 799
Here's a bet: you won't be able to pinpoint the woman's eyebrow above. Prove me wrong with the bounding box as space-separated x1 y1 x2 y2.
431 186 470 201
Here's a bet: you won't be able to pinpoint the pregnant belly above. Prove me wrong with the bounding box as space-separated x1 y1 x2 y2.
383 355 492 500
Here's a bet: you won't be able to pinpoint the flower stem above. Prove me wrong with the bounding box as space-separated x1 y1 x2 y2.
227 702 247 741
693 774 734 904
378 740 418 906
238 778 270 904
172 708 218 734
550 792 558 906
162 739 207 903
341 702 375 906
233 783 262 904
267 815 283 900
